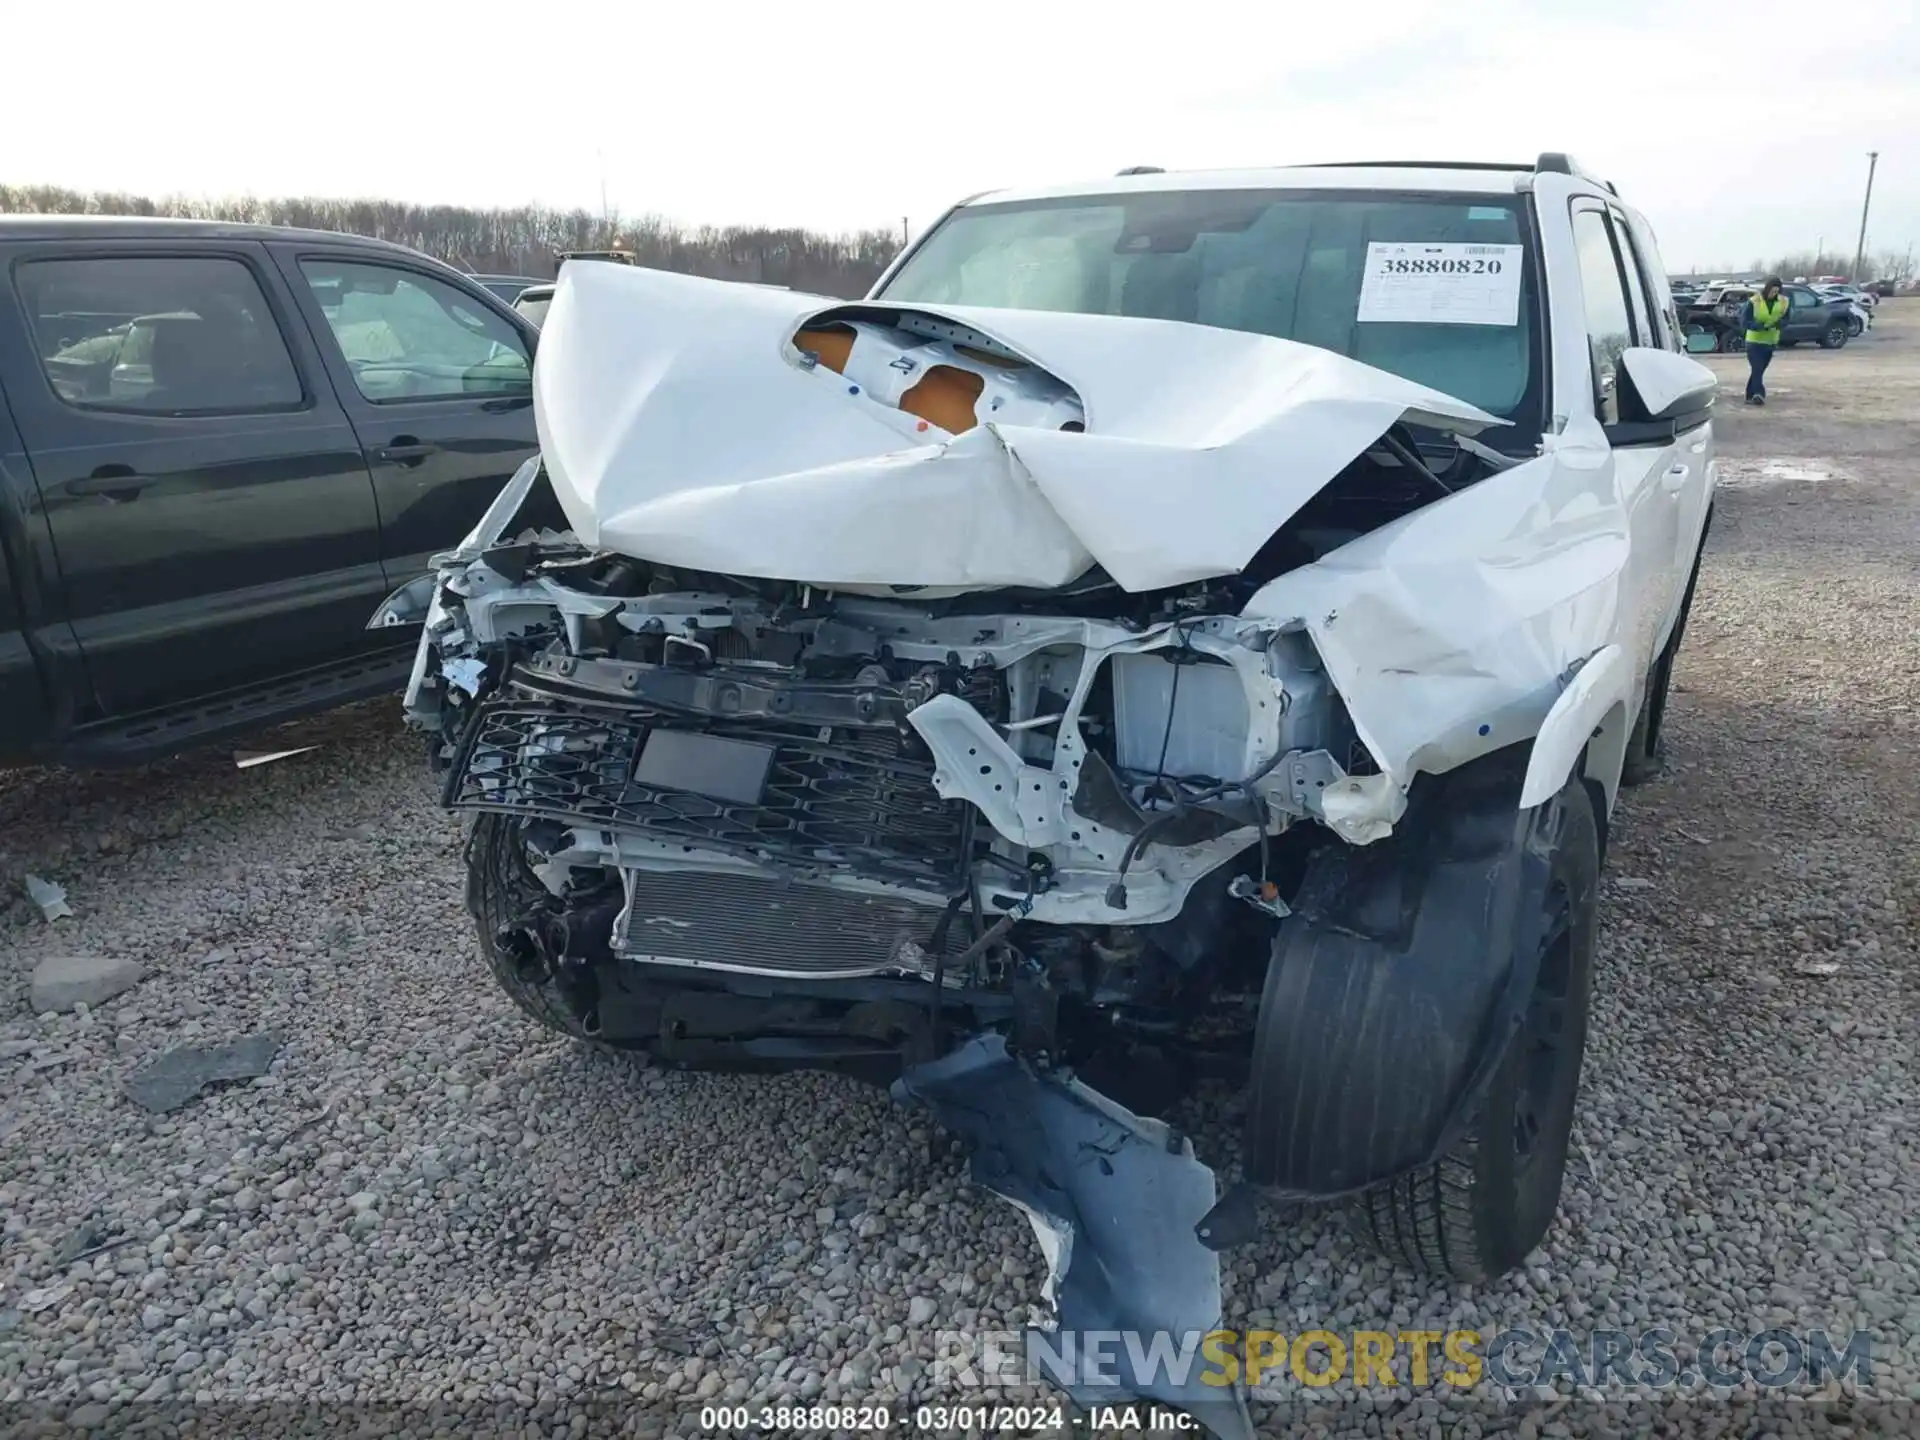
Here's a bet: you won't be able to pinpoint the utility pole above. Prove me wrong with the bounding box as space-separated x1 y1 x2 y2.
1851 151 1879 280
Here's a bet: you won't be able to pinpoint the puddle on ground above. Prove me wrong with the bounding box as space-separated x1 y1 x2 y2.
1716 458 1852 489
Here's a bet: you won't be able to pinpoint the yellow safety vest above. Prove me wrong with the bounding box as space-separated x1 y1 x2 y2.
1746 293 1788 346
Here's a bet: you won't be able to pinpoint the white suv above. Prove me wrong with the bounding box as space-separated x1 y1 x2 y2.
389 152 1716 1429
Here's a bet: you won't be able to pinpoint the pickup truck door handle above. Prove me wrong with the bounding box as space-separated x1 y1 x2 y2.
1662 463 1690 491
372 439 439 466
65 466 154 501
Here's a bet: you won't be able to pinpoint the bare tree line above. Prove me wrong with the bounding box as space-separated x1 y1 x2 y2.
1682 246 1916 285
0 185 904 298
1748 247 1915 286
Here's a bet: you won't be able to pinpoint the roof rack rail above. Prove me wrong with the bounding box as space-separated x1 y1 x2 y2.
1302 152 1620 193
1537 152 1616 192
1305 160 1533 172
1115 165 1165 175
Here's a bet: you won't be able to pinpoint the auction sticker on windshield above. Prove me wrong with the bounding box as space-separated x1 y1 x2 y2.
1357 242 1523 326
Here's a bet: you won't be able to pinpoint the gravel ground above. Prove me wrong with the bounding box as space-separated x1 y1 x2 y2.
1 309 1916 1437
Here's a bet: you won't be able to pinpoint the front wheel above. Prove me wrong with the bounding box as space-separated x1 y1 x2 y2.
1350 777 1599 1281
1849 315 1865 337
1716 330 1744 353
1820 322 1849 350
466 814 650 1052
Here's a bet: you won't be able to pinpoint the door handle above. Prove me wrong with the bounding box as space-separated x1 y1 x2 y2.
66 466 153 501
1662 463 1690 491
373 439 439 466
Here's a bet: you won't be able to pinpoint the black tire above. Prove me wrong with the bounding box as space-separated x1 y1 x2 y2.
1621 518 1708 786
1819 322 1849 350
466 814 648 1051
1350 777 1599 1281
1715 330 1743 353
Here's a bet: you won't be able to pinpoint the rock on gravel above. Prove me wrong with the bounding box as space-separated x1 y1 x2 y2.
28 953 144 1014
0 321 1914 1434
120 1031 285 1113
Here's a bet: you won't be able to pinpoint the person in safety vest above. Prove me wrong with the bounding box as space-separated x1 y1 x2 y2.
1741 278 1789 406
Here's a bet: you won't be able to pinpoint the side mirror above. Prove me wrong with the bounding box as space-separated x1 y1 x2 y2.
1684 330 1719 354
1619 346 1717 421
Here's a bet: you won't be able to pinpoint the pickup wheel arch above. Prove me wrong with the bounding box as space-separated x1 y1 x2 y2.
1520 645 1635 818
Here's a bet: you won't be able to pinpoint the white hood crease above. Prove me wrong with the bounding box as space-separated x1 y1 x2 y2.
533 262 1502 594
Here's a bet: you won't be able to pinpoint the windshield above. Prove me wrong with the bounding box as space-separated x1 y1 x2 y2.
878 188 1543 429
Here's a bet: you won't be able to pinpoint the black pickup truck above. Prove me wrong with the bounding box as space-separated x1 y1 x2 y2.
0 217 549 766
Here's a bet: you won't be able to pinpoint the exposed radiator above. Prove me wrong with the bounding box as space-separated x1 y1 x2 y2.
614 868 946 978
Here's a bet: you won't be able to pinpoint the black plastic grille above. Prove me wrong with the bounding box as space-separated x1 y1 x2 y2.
445 694 969 889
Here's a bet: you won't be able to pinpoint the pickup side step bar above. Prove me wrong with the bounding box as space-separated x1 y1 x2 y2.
52 646 417 767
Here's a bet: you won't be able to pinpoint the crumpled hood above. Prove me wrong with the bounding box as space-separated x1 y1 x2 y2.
534 261 1502 594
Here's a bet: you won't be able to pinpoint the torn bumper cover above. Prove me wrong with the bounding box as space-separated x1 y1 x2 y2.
394 263 1661 1428
894 1037 1252 1439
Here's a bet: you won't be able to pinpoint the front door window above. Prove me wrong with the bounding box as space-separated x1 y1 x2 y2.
300 260 531 402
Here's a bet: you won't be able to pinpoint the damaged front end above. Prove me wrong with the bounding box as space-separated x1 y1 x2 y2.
409 459 1383 1067
391 263 1638 1433
398 455 1420 1436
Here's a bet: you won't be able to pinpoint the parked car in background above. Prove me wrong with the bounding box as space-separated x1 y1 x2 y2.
1813 285 1873 336
0 216 549 766
1817 281 1875 309
513 284 554 326
1687 282 1855 351
1773 284 1859 347
471 274 545 304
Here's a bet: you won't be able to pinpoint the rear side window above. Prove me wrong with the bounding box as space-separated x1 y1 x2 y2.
1570 208 1635 424
1607 213 1657 349
299 259 531 403
1617 215 1682 351
16 256 303 414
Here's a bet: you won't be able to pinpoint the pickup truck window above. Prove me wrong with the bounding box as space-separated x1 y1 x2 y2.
17 257 303 415
1570 207 1635 424
1607 212 1658 349
876 190 1542 427
299 260 532 403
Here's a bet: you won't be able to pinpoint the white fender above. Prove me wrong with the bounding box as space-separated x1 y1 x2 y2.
1519 644 1636 812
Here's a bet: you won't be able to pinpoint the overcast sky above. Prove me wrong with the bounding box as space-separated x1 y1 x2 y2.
7 0 1914 273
